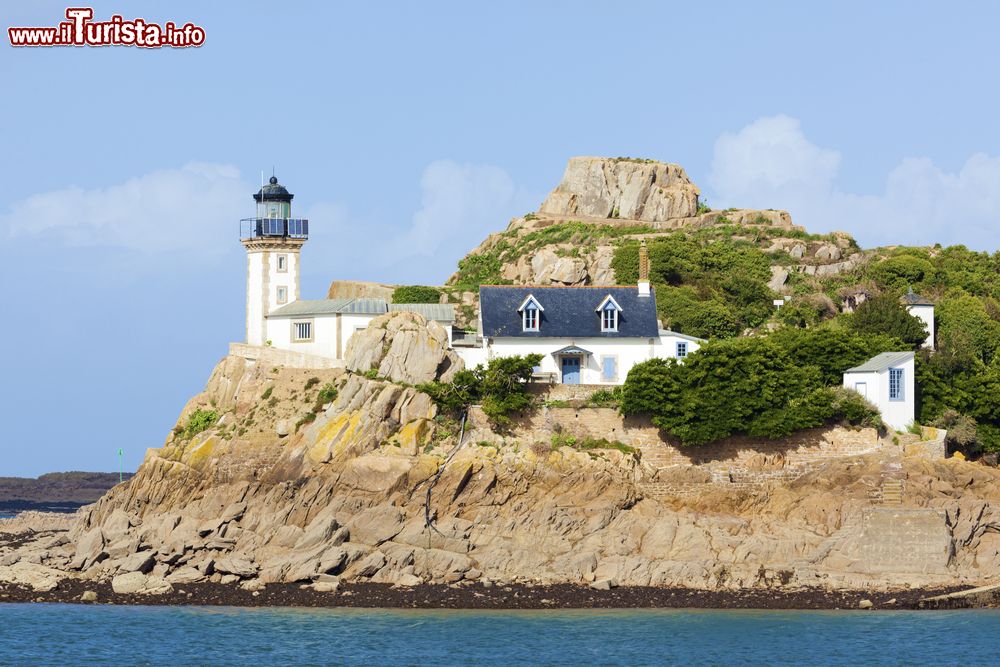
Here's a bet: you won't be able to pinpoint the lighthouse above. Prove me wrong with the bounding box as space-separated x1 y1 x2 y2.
240 176 309 346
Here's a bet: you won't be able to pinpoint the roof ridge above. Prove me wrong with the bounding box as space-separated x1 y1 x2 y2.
479 284 642 289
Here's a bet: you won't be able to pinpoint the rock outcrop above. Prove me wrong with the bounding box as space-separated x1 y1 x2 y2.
345 311 462 384
6 338 1000 596
326 280 395 302
540 157 701 222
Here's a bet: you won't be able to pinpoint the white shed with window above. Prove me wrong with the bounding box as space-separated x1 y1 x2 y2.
843 351 915 432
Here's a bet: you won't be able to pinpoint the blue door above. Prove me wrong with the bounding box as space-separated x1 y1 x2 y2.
561 356 580 384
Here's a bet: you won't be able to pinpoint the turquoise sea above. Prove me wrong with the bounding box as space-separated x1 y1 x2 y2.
2 604 999 666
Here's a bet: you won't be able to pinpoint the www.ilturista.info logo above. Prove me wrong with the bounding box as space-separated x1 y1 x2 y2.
8 8 205 48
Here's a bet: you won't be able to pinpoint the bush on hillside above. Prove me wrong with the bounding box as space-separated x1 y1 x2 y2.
848 294 928 348
621 338 882 446
419 354 543 428
392 285 441 304
179 408 218 440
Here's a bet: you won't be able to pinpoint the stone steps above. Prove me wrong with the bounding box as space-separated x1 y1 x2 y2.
881 479 904 505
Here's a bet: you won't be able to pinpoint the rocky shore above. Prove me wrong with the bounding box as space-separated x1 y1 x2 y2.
4 309 1000 610
0 577 966 611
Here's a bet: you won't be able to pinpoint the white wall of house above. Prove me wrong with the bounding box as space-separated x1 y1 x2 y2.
843 356 915 432
455 334 701 384
906 303 935 350
265 312 378 359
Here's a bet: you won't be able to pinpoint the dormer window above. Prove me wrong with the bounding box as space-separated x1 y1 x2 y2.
518 294 543 332
596 295 622 332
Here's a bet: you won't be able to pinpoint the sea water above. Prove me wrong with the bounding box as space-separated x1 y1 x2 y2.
1 604 999 666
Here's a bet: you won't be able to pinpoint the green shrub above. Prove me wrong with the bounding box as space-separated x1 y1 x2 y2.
419 354 542 428
312 383 339 412
848 294 928 348
180 408 218 440
363 369 380 379
620 338 879 446
392 285 441 304
295 412 317 431
261 386 273 400
550 433 637 456
304 377 320 390
588 387 623 407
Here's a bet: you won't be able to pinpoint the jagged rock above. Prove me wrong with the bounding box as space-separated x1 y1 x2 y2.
394 573 422 587
352 551 387 578
103 509 135 541
117 551 155 574
111 572 173 595
815 244 843 261
240 578 266 591
540 157 700 221
789 244 806 259
590 578 617 591
859 599 873 609
345 311 462 384
326 280 394 302
768 267 789 292
531 248 588 285
73 527 106 569
213 557 257 578
293 515 340 552
268 525 304 549
347 506 406 546
276 420 290 437
166 566 206 584
221 502 247 522
0 562 66 592
81 590 98 602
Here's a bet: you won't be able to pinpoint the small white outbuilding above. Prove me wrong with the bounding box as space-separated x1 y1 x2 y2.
843 351 915 432
901 288 935 350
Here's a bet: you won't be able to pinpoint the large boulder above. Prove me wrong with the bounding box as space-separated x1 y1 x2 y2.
539 157 700 222
0 562 67 592
111 572 173 595
345 311 462 384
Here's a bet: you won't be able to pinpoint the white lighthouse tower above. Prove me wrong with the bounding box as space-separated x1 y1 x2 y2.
240 175 309 346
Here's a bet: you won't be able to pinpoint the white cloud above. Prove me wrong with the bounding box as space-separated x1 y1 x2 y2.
387 159 524 262
1 162 250 255
1 158 533 285
709 115 1000 250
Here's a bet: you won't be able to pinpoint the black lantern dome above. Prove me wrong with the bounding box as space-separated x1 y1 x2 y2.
253 175 293 203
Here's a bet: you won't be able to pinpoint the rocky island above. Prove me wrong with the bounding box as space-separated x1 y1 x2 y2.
3 156 1000 611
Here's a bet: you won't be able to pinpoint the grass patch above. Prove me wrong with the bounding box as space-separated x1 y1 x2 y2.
178 408 218 440
550 433 637 456
295 412 317 432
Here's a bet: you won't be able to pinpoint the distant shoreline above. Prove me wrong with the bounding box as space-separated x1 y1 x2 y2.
0 580 980 611
0 501 86 515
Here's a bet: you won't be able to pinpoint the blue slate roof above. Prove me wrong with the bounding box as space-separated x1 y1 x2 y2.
480 286 659 338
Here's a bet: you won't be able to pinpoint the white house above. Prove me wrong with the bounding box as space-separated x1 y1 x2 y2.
843 351 915 432
452 243 704 385
902 288 935 350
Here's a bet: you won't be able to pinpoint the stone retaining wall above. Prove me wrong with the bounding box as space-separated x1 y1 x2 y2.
476 405 885 498
229 343 345 370
904 427 947 460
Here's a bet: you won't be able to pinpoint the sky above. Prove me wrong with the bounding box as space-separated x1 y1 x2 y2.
1 1 999 476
